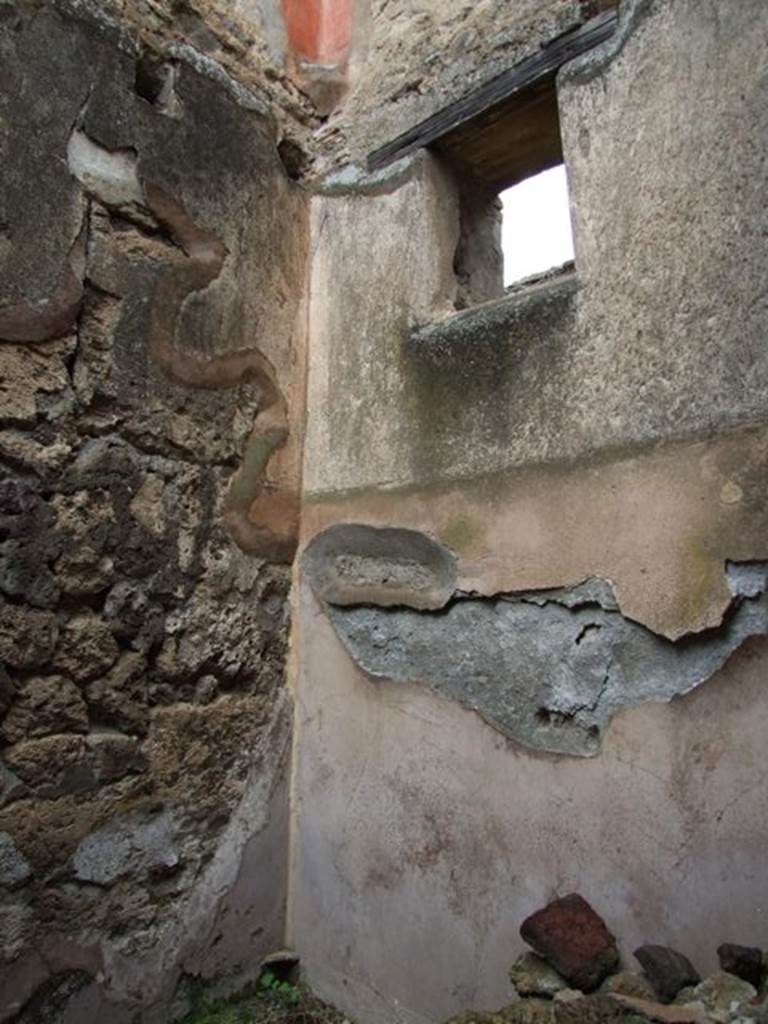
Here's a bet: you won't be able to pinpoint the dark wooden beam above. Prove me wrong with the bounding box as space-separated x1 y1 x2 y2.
433 79 563 192
367 9 618 174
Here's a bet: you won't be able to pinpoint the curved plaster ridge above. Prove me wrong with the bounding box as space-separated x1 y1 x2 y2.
62 126 298 562
143 183 298 562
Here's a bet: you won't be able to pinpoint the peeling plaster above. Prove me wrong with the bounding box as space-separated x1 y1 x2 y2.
322 562 768 757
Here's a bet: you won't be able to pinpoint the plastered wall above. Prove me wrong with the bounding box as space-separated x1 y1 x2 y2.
290 0 768 1020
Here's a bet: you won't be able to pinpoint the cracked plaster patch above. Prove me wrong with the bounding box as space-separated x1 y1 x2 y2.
322 561 768 756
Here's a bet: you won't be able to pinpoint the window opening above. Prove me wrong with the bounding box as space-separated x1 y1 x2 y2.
500 164 574 286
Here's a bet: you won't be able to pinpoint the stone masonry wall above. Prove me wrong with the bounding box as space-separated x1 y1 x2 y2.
0 1 308 1020
318 0 597 170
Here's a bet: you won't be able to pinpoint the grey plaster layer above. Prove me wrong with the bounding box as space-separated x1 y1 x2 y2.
72 811 179 886
302 524 457 610
327 565 768 756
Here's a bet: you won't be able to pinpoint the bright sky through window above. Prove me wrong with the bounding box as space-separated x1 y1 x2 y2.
501 164 575 285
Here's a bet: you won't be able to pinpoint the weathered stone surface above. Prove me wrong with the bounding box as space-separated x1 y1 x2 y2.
679 972 757 1018
0 3 298 1010
153 557 289 691
0 431 73 474
443 1001 556 1024
520 895 619 992
600 973 657 1002
4 735 94 796
717 945 764 989
1 677 89 744
327 568 768 756
609 994 708 1024
332 0 583 167
3 732 145 797
0 760 27 805
0 902 35 960
53 614 120 683
511 952 569 998
85 731 147 785
0 601 58 670
0 831 32 888
84 653 149 736
0 339 75 427
72 811 180 886
634 947 701 1004
553 990 584 1005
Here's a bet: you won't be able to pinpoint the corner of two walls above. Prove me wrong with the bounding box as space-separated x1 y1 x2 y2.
292 0 768 1021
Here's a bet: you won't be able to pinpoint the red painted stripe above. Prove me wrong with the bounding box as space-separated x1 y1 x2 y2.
281 0 351 65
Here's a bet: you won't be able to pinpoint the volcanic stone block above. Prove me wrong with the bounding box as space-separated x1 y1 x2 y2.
717 944 764 989
1 676 89 744
520 894 619 992
634 945 701 1003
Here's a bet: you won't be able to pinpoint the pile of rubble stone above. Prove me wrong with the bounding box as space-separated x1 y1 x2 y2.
446 895 767 1024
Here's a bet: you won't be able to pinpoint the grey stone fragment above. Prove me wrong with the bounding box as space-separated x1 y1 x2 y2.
599 972 656 1001
510 952 568 998
717 945 764 989
0 831 33 888
683 972 757 1017
72 811 180 886
634 945 701 1003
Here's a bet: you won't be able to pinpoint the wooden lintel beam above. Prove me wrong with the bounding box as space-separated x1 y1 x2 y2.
366 9 618 173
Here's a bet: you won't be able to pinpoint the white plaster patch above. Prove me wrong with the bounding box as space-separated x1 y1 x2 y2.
67 129 144 209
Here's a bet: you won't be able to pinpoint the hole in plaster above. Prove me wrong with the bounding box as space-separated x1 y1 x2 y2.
575 622 602 645
535 708 573 728
134 52 179 114
277 137 310 181
500 164 575 286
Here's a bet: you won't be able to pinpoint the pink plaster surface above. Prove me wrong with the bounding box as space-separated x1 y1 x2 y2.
289 591 768 1023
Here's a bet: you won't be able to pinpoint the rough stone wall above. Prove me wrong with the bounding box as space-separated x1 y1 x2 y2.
0 1 307 1020
291 0 768 1020
318 0 592 169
